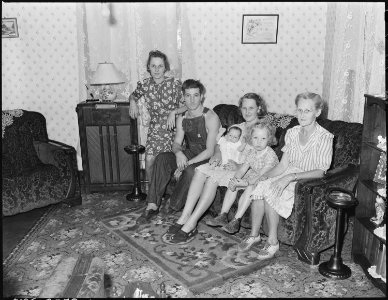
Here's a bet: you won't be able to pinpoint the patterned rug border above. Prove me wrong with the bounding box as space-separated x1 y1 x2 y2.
3 204 59 268
102 211 277 294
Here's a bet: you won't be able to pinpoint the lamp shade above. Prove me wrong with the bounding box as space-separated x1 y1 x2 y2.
90 62 126 85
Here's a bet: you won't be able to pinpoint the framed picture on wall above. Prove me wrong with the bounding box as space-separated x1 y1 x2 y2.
242 14 279 44
2 18 19 38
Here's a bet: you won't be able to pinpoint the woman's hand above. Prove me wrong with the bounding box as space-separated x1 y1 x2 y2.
223 159 238 171
166 110 176 130
248 175 266 185
129 100 139 119
269 174 293 197
209 152 222 167
229 177 248 191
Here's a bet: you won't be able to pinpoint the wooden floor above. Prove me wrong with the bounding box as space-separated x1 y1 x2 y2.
2 206 50 260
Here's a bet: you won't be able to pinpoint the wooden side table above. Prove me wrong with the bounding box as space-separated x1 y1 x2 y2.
319 188 358 279
124 144 147 202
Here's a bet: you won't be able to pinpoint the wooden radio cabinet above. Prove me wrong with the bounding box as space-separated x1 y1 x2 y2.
76 101 138 193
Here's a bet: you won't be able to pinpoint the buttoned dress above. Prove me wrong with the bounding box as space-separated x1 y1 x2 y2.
250 123 334 219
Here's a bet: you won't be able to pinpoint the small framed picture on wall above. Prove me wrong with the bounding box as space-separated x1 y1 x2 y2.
2 18 19 38
242 14 279 44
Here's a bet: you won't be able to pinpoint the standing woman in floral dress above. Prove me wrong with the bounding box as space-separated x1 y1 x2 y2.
129 50 187 184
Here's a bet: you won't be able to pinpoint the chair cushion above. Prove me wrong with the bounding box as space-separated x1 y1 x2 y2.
2 163 67 216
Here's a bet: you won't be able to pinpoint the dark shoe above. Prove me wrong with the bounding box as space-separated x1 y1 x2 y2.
221 218 241 234
166 222 183 234
136 208 159 224
170 228 198 244
206 212 228 227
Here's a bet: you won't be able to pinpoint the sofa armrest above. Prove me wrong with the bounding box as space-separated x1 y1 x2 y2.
34 140 81 203
298 163 359 189
34 140 76 166
293 164 359 264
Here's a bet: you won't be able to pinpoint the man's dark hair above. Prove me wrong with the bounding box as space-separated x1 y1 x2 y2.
182 79 206 96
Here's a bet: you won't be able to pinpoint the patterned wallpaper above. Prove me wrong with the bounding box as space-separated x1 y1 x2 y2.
2 3 80 157
185 2 327 114
2 2 328 170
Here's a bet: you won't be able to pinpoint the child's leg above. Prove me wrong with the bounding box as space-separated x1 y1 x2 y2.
220 189 238 214
176 170 207 225
180 179 219 232
264 201 279 245
234 185 255 219
250 198 265 237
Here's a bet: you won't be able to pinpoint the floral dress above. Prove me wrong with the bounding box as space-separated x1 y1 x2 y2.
131 77 184 156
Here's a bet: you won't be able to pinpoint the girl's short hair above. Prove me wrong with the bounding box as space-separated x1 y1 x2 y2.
294 92 324 110
245 121 277 146
238 93 267 116
146 50 170 74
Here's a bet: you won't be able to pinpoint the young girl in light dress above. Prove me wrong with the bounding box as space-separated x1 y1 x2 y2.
206 122 279 234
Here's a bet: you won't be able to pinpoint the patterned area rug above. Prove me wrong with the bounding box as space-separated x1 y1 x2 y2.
101 210 275 294
3 192 385 298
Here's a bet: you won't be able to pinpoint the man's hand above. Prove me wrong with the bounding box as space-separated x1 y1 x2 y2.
175 151 188 170
166 110 176 130
129 100 139 119
174 168 183 180
223 159 238 171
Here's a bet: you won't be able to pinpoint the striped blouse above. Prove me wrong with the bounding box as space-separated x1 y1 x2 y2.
282 123 334 172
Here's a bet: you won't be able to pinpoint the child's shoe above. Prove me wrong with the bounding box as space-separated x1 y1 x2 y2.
206 212 228 227
221 218 241 234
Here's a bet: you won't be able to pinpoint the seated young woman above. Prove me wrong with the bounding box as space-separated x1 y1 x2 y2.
164 93 269 243
239 92 334 258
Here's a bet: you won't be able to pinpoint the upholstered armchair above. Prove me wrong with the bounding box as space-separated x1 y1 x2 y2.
210 104 363 265
2 110 82 216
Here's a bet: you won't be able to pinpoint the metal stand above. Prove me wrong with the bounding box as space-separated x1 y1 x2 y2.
319 188 358 279
124 144 147 202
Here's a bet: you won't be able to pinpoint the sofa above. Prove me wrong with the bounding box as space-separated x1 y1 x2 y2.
209 104 363 265
2 109 82 216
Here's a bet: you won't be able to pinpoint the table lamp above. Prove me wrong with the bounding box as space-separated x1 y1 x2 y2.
90 62 126 101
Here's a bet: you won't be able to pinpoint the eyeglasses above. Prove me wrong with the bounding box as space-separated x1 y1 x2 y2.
296 108 314 115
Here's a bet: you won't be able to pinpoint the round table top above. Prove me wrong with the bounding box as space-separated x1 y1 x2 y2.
326 189 358 209
124 144 145 154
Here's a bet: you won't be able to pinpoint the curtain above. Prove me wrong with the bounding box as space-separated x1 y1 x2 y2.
76 2 189 167
323 2 385 123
